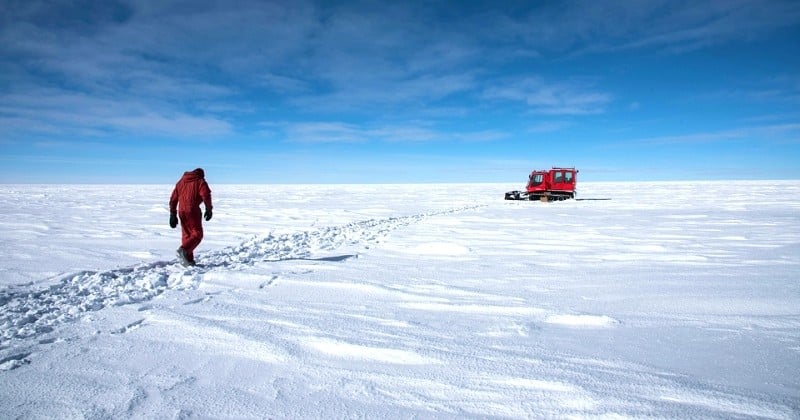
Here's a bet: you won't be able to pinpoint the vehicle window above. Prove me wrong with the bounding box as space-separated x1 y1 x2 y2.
565 172 574 183
528 174 544 187
554 171 564 183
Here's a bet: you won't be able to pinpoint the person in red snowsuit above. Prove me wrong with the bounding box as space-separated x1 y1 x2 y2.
169 168 213 266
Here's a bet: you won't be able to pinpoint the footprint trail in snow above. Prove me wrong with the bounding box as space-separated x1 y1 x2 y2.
0 205 483 344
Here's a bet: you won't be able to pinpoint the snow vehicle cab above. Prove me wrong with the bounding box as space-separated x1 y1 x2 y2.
505 167 577 201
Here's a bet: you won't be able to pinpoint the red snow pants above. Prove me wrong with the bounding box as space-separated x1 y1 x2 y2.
179 208 204 262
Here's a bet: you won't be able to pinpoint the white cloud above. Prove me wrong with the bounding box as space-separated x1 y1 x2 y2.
259 73 311 93
285 122 368 144
279 121 508 144
483 78 612 115
527 121 572 133
494 0 800 55
105 113 233 138
633 123 800 145
0 89 233 139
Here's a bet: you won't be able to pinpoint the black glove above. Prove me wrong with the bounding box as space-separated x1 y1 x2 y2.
169 212 178 228
204 208 213 221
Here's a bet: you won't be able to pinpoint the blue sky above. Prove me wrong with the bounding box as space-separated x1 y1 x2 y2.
1 0 799 183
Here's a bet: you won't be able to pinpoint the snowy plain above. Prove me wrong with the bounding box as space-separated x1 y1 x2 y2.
1 181 799 418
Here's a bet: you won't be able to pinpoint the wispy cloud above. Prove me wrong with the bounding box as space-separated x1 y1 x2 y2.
493 0 800 55
482 77 612 115
526 121 572 133
0 89 233 139
105 113 233 138
284 122 368 144
697 75 800 104
280 121 508 144
259 73 311 94
631 123 800 145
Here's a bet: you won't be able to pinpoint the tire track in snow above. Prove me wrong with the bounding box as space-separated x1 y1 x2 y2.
0 205 483 345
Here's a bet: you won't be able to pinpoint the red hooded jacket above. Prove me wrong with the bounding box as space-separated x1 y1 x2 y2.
169 168 212 214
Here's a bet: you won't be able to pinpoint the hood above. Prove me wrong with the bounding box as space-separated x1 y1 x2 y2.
182 167 205 181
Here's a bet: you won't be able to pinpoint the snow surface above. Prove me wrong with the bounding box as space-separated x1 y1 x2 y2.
1 181 799 418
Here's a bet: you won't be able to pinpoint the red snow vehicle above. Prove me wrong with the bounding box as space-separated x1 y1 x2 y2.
505 167 578 201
